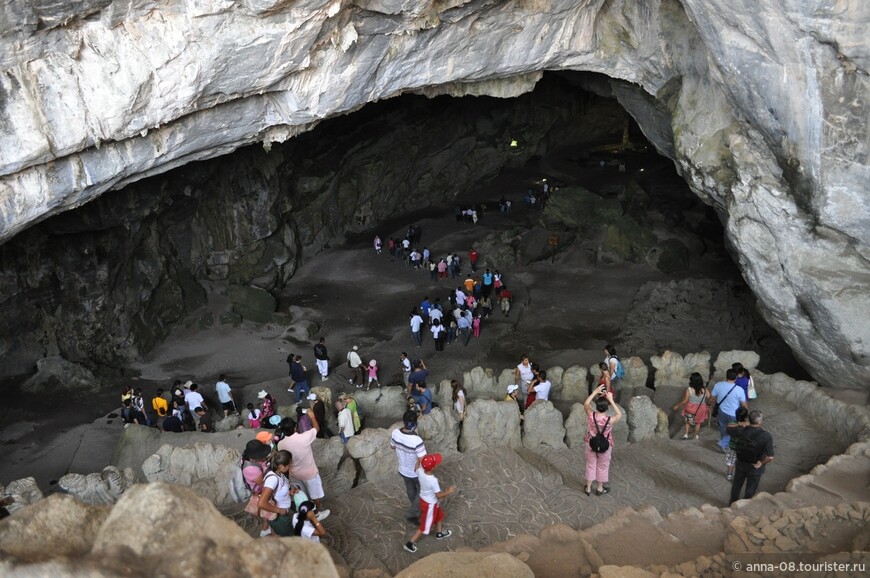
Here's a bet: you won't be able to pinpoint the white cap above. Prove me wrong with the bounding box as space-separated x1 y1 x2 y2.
507 384 519 394
353 345 358 351
257 390 268 399
183 380 193 388
307 393 318 401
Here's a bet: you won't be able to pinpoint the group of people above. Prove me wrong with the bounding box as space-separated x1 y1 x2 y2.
670 362 774 503
120 375 240 434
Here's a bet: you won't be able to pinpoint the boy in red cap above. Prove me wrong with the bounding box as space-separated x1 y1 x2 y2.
403 453 456 553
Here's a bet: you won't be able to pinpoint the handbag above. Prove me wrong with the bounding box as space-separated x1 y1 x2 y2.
244 494 277 521
747 377 757 400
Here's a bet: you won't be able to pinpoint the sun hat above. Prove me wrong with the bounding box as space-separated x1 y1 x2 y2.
369 359 377 367
307 393 318 401
421 453 442 472
268 415 282 426
257 390 268 399
255 431 273 444
244 439 271 461
507 384 519 394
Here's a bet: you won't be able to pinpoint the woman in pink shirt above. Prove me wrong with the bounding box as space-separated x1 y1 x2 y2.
583 385 622 496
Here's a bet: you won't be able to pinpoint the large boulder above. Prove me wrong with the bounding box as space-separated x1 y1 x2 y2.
0 494 110 562
560 365 588 401
522 401 567 451
0 477 44 514
20 356 100 393
650 350 711 388
347 427 396 484
228 285 276 323
713 350 760 381
351 387 407 421
627 396 658 443
545 365 565 400
141 442 246 505
459 400 522 452
417 407 460 454
463 366 500 399
396 551 534 578
58 465 140 505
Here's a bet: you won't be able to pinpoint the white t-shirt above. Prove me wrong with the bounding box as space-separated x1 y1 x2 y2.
417 467 441 504
347 351 362 368
431 324 444 338
291 513 320 542
429 308 443 322
410 315 423 332
263 472 292 509
401 357 412 372
454 390 466 413
338 408 355 438
184 391 205 412
390 428 427 478
534 380 551 401
215 381 232 403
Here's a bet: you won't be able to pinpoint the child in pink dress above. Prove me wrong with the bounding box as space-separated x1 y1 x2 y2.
367 359 380 391
472 315 481 338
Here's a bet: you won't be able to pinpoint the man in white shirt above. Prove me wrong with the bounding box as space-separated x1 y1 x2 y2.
531 370 552 401
410 310 424 348
347 346 363 387
400 352 412 388
428 307 443 324
184 383 206 428
336 399 355 443
390 411 427 522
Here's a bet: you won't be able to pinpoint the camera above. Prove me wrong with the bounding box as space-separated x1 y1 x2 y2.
302 409 308 414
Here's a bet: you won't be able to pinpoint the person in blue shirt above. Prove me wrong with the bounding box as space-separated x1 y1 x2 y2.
412 382 433 415
709 368 748 450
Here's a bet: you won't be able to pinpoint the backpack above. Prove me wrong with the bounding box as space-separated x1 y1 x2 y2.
588 416 611 454
733 430 760 463
610 356 625 380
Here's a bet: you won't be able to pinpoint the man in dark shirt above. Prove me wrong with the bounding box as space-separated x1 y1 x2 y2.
196 407 214 433
307 393 329 438
162 414 184 433
407 359 429 395
727 410 775 504
289 355 310 404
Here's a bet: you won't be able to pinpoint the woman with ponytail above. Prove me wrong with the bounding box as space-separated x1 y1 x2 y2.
258 450 295 536
292 500 327 542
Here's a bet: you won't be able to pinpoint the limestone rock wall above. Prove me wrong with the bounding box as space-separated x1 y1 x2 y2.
0 0 867 389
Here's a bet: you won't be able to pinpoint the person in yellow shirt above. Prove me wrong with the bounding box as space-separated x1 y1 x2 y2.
463 274 475 293
151 388 169 422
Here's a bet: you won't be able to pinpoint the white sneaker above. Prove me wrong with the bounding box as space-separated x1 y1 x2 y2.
259 528 272 537
316 509 331 521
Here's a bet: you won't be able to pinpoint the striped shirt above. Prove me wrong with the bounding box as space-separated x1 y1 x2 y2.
390 428 427 478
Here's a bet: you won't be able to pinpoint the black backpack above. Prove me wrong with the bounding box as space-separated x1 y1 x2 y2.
733 430 760 463
589 416 611 454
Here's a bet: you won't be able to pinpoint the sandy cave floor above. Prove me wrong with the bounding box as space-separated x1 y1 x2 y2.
0 155 859 574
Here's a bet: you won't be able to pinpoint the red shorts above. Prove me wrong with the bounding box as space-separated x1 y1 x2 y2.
419 499 444 534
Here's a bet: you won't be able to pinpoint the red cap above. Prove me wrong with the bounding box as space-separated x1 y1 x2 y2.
421 453 442 472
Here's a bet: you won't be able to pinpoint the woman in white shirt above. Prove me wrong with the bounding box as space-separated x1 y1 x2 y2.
292 500 327 542
451 380 467 421
258 450 295 536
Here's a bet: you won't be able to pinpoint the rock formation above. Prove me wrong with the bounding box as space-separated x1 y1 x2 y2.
0 0 867 389
57 465 139 505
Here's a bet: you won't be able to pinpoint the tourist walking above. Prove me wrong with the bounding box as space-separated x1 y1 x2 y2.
604 345 624 403
257 450 296 536
709 368 748 451
499 285 513 316
366 359 380 390
242 439 274 537
583 385 622 496
347 345 364 387
410 309 424 348
314 337 329 381
289 355 310 404
336 397 355 444
277 409 331 520
451 380 466 422
403 454 456 553
672 372 709 439
215 374 236 417
390 410 428 523
431 319 446 352
727 410 775 504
